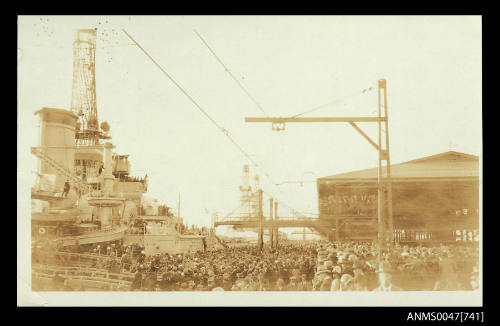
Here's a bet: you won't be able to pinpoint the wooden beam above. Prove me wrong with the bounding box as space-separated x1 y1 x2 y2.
348 122 380 151
245 117 387 123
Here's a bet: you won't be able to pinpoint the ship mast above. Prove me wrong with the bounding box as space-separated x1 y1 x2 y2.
71 29 111 183
71 29 102 146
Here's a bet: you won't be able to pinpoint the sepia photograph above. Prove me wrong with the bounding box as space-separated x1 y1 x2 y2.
17 15 482 306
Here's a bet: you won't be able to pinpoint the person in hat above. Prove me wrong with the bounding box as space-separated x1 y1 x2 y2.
336 251 345 264
179 282 190 291
246 277 260 291
137 250 146 264
436 251 458 290
312 265 323 288
339 274 354 291
324 260 334 270
222 273 232 291
314 264 333 291
62 180 70 197
274 278 285 291
320 273 333 291
195 282 206 291
330 269 341 291
207 276 217 291
332 265 342 274
298 274 311 291
158 272 170 291
286 276 299 291
236 279 248 291
348 254 358 263
327 252 337 265
142 272 157 291
120 250 132 271
340 261 353 277
470 266 479 290
130 270 143 291
256 272 267 291
212 287 224 291
373 263 402 291
352 263 368 291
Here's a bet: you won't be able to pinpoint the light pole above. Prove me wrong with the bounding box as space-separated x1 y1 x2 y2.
245 79 394 266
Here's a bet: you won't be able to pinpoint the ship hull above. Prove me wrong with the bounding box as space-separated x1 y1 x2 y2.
56 226 127 246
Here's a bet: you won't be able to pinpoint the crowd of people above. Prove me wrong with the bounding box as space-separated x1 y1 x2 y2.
311 241 479 291
74 240 479 291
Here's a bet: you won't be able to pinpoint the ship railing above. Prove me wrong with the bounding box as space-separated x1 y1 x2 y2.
37 251 123 266
75 225 126 235
217 215 318 222
34 264 109 273
119 176 146 183
32 271 133 291
33 264 135 281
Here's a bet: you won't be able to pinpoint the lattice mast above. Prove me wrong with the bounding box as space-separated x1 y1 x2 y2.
239 165 252 218
238 165 261 220
71 29 101 145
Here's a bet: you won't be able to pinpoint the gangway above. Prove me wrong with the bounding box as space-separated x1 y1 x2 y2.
213 189 342 245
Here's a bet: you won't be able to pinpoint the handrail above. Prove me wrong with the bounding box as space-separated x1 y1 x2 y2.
76 225 125 235
32 265 135 281
216 216 319 222
34 264 108 272
32 272 132 290
39 250 122 263
33 271 133 283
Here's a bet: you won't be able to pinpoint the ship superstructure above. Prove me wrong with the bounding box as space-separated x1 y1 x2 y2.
30 28 209 255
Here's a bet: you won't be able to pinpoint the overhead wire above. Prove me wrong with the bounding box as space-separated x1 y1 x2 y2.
193 31 378 208
291 85 375 118
194 30 360 217
275 84 377 211
194 30 268 117
194 30 289 197
122 29 271 180
222 204 243 221
261 189 317 218
124 29 329 221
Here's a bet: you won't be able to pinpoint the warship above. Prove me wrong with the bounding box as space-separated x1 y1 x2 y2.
30 29 214 259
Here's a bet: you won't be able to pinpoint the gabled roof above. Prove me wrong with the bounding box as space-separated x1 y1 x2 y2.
403 151 478 164
318 151 479 182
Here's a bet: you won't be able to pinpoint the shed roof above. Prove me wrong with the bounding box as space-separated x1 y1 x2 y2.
318 151 479 182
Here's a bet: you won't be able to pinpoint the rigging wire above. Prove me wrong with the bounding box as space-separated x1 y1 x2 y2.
194 29 289 196
194 30 268 117
124 29 322 220
193 31 343 217
261 189 317 218
193 31 379 210
221 204 243 220
291 85 375 118
122 29 272 180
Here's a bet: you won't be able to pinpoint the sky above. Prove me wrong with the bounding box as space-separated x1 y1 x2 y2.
18 15 482 229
